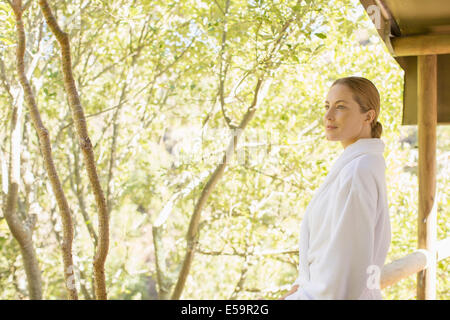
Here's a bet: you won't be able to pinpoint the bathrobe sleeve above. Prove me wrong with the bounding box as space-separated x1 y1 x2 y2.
286 162 378 300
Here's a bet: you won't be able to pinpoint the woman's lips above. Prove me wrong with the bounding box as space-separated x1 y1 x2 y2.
326 126 337 130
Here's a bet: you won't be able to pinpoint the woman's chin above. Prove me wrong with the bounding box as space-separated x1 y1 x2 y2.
325 134 339 141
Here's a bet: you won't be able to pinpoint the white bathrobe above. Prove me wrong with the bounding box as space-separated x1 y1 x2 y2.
285 138 391 300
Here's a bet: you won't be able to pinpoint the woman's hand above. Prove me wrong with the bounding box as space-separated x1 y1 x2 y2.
278 285 299 300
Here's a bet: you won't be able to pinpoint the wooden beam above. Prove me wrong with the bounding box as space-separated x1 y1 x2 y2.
381 250 429 290
380 237 450 290
392 34 450 56
417 55 437 300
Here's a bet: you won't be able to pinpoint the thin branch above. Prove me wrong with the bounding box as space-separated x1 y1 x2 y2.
217 0 235 129
22 0 31 12
213 0 225 15
197 248 298 257
0 56 15 103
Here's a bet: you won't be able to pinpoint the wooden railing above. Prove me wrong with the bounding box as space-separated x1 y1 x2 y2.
380 237 450 289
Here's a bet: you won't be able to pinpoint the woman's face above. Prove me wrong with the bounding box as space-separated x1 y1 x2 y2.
323 84 374 149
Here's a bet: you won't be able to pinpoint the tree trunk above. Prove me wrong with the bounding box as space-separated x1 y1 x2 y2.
38 0 110 300
3 19 42 296
4 180 43 300
9 0 78 299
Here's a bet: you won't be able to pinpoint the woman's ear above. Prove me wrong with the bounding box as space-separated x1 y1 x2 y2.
366 110 376 123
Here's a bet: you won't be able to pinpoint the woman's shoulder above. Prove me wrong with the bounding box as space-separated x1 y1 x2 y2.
338 154 386 186
355 153 386 173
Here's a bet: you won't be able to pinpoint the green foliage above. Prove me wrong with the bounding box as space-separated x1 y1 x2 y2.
0 0 448 300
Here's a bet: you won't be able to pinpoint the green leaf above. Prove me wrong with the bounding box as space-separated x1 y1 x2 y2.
0 37 12 45
314 33 327 39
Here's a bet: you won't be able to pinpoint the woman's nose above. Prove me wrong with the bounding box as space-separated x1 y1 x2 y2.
324 108 335 120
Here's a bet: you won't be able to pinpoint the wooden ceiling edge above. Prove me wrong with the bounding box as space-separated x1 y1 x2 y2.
358 1 450 126
360 2 450 56
391 34 450 57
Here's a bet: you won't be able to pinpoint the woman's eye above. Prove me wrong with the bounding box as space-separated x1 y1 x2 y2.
324 105 344 109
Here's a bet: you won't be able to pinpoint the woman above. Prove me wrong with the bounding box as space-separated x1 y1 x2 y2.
281 76 391 300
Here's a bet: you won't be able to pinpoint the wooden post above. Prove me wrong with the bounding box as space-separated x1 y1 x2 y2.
417 55 437 300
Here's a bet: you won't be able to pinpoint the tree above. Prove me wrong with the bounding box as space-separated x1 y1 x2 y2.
8 0 78 299
37 0 109 300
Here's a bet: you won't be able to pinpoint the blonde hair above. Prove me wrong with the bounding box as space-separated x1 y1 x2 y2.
331 76 383 138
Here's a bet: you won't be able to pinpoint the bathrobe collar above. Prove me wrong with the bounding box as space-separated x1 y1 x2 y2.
312 138 385 203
